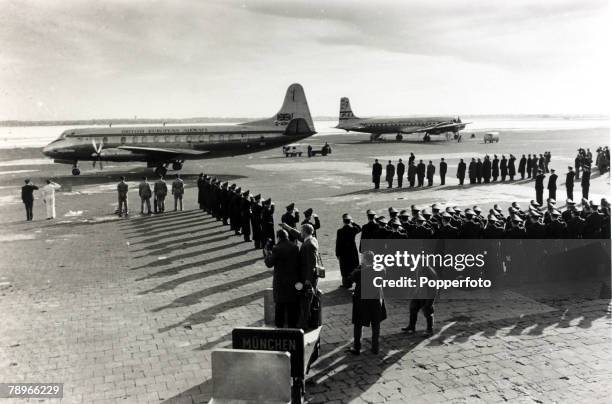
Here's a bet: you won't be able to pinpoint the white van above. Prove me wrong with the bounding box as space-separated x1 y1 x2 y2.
484 132 500 143
282 144 305 157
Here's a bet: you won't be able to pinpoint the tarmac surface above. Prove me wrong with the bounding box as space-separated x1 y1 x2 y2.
0 127 611 403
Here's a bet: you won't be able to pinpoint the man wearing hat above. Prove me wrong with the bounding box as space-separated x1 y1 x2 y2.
389 217 408 238
505 215 526 237
229 187 243 235
436 212 458 238
426 160 436 187
399 210 414 236
468 158 476 184
263 229 300 328
583 201 603 238
396 159 405 188
21 178 38 221
547 209 566 238
388 207 399 220
407 160 417 187
484 215 505 238
360 210 378 251
483 155 492 184
250 194 263 249
439 158 447 185
372 159 382 189
171 174 185 211
581 166 591 199
282 202 300 241
412 214 433 238
508 154 516 181
525 210 546 238
336 214 362 288
534 169 545 205
492 155 500 182
459 209 482 238
301 208 321 238
385 160 395 189
240 190 252 242
153 175 168 214
262 198 276 247
476 157 483 184
547 169 558 201
500 155 508 182
417 160 426 187
197 173 206 211
518 154 527 180
566 206 585 238
565 167 575 201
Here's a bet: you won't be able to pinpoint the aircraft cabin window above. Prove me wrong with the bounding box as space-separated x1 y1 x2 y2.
142 136 148 143
165 135 172 143
186 135 192 142
103 136 108 143
153 136 159 143
120 136 126 144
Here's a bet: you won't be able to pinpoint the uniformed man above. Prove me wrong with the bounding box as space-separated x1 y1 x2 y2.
426 161 435 187
396 159 405 188
518 154 527 179
171 174 185 211
138 176 152 215
583 201 603 238
385 160 395 188
375 216 393 238
402 265 438 336
262 198 276 246
459 209 482 238
417 160 426 187
574 152 581 180
388 207 399 221
302 208 321 238
229 187 243 234
566 166 575 201
437 212 458 238
407 161 417 188
505 215 527 238
508 154 516 181
547 209 566 238
197 173 206 211
372 159 382 189
117 176 129 217
566 206 585 238
534 169 545 206
360 209 378 251
250 194 263 249
547 169 558 201
468 158 476 184
389 217 407 238
282 202 300 242
492 155 500 182
476 158 483 184
412 214 433 238
439 158 447 185
483 155 492 184
525 210 546 238
500 155 508 182
581 167 590 199
336 214 362 288
526 155 533 179
153 175 167 213
221 182 230 225
484 215 505 238
457 159 466 186
408 152 415 166
240 190 252 242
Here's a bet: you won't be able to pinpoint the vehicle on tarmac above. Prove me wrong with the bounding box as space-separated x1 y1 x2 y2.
484 132 500 143
42 84 316 176
282 144 306 157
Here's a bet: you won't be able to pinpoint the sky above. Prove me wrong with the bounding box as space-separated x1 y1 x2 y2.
0 0 609 120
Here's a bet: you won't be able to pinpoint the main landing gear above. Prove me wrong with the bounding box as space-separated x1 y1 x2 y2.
396 134 403 141
423 134 431 142
154 166 167 177
71 162 80 176
154 160 183 177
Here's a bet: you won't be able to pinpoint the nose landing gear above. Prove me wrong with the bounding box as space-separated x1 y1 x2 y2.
172 161 183 171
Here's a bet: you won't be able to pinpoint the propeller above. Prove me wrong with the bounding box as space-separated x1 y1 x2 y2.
91 138 104 169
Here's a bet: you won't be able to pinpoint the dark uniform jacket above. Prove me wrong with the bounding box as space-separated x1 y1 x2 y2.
372 162 382 180
426 164 435 180
492 158 500 177
535 173 545 189
336 223 362 275
547 174 557 191
396 162 405 177
566 172 574 188
350 268 387 327
264 239 300 303
518 157 527 174
508 157 516 176
439 161 447 176
500 158 508 176
417 162 426 179
457 162 466 179
21 184 38 203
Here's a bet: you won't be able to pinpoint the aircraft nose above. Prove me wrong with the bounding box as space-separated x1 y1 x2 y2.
42 143 56 157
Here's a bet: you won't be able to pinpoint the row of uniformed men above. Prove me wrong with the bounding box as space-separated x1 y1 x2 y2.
196 174 321 250
355 198 610 240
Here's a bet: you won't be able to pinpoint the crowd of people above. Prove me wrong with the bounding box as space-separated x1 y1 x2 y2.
341 198 610 241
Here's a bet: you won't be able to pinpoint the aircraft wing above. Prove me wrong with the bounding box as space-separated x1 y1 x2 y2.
400 121 468 134
117 145 209 156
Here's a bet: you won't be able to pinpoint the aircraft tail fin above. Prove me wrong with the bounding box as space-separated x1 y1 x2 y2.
339 97 359 121
246 83 315 133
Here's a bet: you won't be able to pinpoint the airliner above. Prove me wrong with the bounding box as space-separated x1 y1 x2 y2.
42 84 315 176
335 97 468 142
